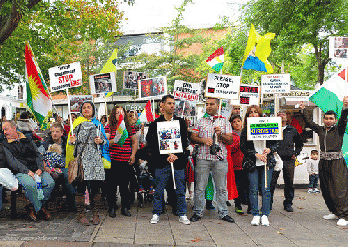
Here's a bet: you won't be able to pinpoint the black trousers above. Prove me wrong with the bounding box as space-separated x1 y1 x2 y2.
77 180 103 212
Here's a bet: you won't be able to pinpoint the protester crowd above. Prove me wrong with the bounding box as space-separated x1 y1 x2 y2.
0 94 347 228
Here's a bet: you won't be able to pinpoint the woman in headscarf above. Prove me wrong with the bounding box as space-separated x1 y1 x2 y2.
66 101 110 226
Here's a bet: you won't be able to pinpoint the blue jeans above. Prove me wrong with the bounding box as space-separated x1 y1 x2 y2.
152 165 187 216
61 168 77 209
193 159 228 218
309 174 319 189
16 172 55 212
248 166 273 216
0 185 2 211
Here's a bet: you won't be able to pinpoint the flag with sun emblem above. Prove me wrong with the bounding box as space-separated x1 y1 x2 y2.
25 42 52 130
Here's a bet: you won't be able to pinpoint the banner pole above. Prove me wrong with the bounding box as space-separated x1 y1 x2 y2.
181 101 186 118
66 88 74 136
170 162 176 190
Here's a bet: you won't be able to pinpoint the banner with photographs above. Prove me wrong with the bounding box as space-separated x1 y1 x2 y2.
261 74 291 94
49 62 83 92
138 76 167 100
157 120 183 154
231 84 260 106
89 72 116 94
123 71 148 90
69 95 94 113
174 100 196 117
206 73 240 100
329 36 348 59
173 80 201 103
247 117 283 141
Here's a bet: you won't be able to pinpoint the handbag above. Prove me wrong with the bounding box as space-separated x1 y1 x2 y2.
68 129 93 184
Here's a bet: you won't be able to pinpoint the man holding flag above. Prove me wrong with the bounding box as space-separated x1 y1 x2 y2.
300 96 348 226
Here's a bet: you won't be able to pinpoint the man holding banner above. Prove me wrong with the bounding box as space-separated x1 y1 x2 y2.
190 97 235 223
146 95 190 225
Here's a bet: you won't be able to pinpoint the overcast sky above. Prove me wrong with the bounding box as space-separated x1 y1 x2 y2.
118 0 250 34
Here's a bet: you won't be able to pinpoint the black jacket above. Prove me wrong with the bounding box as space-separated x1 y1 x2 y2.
277 125 303 161
42 135 67 159
146 115 188 170
240 127 278 172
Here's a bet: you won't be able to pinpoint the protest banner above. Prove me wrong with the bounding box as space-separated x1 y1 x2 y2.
329 36 348 59
231 84 260 106
247 117 283 141
157 120 183 154
89 72 116 94
205 73 240 100
174 100 196 117
280 90 311 102
49 62 83 92
261 74 291 94
173 80 201 103
123 71 148 90
69 95 93 113
138 76 167 100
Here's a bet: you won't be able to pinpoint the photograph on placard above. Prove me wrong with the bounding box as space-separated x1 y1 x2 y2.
123 71 148 90
139 76 167 99
89 72 116 94
174 100 196 117
69 95 93 113
329 36 348 59
157 120 183 154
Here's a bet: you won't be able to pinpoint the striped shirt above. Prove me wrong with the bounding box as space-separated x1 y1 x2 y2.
192 115 232 161
105 124 135 161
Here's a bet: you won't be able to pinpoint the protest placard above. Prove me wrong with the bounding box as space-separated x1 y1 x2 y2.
89 72 116 94
205 73 240 100
69 95 94 113
174 100 196 117
280 90 311 102
329 36 348 59
173 80 201 103
231 84 260 106
49 62 83 92
261 74 291 94
157 120 183 154
247 117 283 141
123 71 148 90
138 76 167 100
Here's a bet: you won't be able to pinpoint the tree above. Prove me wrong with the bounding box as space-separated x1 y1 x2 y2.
243 0 348 85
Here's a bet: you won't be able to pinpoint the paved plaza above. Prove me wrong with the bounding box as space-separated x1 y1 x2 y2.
0 188 347 246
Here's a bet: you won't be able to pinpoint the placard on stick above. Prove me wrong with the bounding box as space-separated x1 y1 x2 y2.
157 121 183 154
206 73 240 100
138 76 167 100
231 84 260 106
49 62 83 92
89 72 116 94
69 95 94 113
247 117 283 141
261 74 291 94
173 80 201 103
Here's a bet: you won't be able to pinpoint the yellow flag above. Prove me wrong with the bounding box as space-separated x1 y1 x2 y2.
100 48 118 73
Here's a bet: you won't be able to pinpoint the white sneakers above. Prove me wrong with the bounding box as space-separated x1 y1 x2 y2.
150 214 159 224
323 214 338 220
251 216 261 226
261 215 270 226
150 214 191 225
337 219 348 226
251 215 269 226
179 215 191 225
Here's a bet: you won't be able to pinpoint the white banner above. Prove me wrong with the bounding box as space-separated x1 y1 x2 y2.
173 80 201 102
138 76 167 100
231 84 260 106
261 74 291 94
89 72 117 94
157 120 183 154
49 62 83 92
206 73 240 100
247 117 283 141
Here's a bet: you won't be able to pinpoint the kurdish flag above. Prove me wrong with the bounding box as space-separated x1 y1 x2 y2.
243 24 275 73
206 47 224 72
136 100 154 125
309 67 348 163
25 42 52 130
114 113 128 146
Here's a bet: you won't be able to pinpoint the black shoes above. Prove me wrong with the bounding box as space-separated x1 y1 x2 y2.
226 201 232 206
221 215 235 223
190 214 202 222
109 207 116 218
284 206 294 212
121 208 131 217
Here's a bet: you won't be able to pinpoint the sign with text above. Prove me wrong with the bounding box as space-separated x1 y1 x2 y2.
138 76 167 100
247 117 283 140
206 73 240 100
89 72 116 94
49 62 83 92
231 84 260 106
173 80 201 102
157 120 183 154
281 90 311 102
261 74 291 94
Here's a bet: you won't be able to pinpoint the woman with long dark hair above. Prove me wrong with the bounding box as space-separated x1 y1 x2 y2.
105 106 138 217
240 105 278 227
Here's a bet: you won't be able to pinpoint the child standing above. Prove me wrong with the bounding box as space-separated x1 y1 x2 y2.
306 150 319 193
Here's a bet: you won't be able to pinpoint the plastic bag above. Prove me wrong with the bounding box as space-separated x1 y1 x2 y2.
0 168 18 191
34 174 44 200
273 152 283 171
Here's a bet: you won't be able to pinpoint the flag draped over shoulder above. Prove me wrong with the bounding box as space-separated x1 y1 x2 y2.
309 68 348 163
101 48 118 97
136 100 154 125
114 113 128 146
242 24 275 73
25 42 52 130
206 47 224 72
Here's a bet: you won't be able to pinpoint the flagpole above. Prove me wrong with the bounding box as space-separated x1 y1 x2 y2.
66 88 74 136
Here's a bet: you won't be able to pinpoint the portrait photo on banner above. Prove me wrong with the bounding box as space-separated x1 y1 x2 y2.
138 76 167 99
174 100 196 117
329 36 348 59
89 72 116 94
69 95 94 113
157 120 183 154
123 71 148 90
